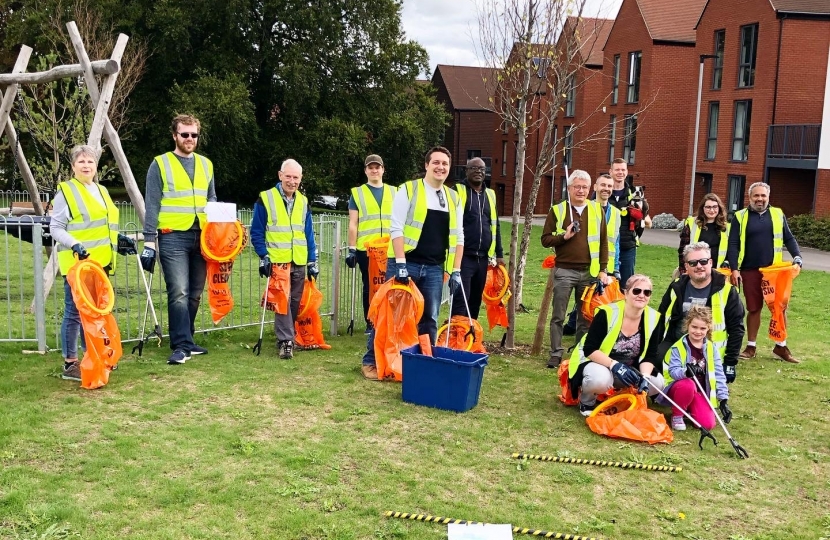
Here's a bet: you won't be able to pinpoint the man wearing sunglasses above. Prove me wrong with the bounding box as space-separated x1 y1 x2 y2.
141 114 217 365
657 242 745 382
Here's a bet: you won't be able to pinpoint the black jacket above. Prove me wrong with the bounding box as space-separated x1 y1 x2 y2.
656 270 745 366
608 185 648 251
456 181 503 258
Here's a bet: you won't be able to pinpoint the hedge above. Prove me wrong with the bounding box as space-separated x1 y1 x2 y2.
788 214 830 251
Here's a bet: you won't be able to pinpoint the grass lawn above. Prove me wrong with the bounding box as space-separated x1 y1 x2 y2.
1 226 829 540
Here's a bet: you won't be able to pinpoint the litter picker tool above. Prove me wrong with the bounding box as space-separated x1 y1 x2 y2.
253 273 271 356
690 375 748 459
347 265 356 336
132 252 162 356
643 378 718 450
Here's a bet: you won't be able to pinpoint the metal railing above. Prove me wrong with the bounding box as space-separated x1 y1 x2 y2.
767 124 821 160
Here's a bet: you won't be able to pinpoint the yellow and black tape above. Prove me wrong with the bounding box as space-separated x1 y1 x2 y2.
512 453 682 472
384 511 604 540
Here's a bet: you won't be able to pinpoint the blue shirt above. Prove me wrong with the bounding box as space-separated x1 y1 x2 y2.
348 184 385 211
250 183 317 261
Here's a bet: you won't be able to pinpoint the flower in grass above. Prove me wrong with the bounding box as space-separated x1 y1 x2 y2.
678 512 686 520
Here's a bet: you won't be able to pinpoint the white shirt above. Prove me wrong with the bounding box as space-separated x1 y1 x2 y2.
390 179 464 244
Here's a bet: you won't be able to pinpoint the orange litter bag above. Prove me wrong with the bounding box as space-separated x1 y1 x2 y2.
293 278 331 350
263 263 291 314
586 391 673 445
759 262 800 342
483 264 510 331
365 236 391 305
542 255 556 269
437 315 486 353
200 220 248 324
368 279 424 381
581 278 624 324
66 258 122 390
558 359 579 406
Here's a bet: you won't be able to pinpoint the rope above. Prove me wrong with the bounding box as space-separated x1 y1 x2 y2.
512 453 682 472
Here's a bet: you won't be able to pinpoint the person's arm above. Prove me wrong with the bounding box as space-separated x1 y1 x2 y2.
390 186 409 260
347 194 358 248
143 160 163 245
722 287 746 366
713 347 729 401
305 207 317 262
782 215 801 259
207 177 217 202
48 190 78 249
667 346 686 382
583 310 616 368
249 201 268 258
678 223 691 272
540 209 571 248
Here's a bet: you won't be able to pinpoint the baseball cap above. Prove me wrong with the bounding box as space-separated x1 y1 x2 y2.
364 154 384 167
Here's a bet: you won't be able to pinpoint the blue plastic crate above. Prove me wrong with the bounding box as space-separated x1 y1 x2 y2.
401 345 488 412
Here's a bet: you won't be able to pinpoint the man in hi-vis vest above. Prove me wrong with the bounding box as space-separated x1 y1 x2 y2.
140 114 216 365
250 159 319 360
345 154 396 331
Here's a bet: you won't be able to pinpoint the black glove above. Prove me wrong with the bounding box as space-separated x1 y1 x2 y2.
610 362 643 389
117 234 137 256
139 246 156 273
612 271 621 282
685 362 705 380
720 261 730 269
448 271 462 295
345 248 357 269
719 399 732 424
724 364 736 384
307 261 319 280
259 255 272 278
395 262 409 285
71 243 89 260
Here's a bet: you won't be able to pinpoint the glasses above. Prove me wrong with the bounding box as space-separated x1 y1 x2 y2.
467 166 485 172
703 205 719 210
436 190 446 208
571 185 590 191
630 288 652 297
178 132 199 139
686 258 711 267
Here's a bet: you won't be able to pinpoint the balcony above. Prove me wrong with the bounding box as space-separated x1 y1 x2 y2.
766 124 821 170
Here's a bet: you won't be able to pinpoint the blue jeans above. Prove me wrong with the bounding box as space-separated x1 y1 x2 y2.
618 247 637 290
61 278 86 359
362 259 444 366
158 230 207 352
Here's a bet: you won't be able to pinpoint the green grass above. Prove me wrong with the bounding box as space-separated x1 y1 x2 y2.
1 226 830 539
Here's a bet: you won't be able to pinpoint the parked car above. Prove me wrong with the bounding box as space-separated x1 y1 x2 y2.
312 195 339 210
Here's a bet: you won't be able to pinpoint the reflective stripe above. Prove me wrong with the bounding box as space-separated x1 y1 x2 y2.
157 152 211 231
551 201 603 277
54 178 119 275
664 338 718 406
262 187 309 264
736 207 784 267
353 184 395 249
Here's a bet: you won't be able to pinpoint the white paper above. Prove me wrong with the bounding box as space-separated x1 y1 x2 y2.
205 202 237 223
447 523 513 540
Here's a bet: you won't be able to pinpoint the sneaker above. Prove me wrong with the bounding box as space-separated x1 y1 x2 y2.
739 345 756 359
278 340 294 359
579 401 597 417
546 357 562 369
772 345 800 364
671 415 687 431
167 350 190 365
189 345 208 356
61 362 81 381
361 364 379 380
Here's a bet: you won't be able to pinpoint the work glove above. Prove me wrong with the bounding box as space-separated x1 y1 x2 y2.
488 256 497 267
610 362 643 389
139 246 156 273
613 270 621 282
724 364 737 384
259 255 272 278
793 256 803 267
448 270 462 295
685 362 705 380
394 262 409 285
720 261 731 269
71 243 89 260
637 376 650 394
307 261 319 280
116 234 137 256
719 399 733 424
345 248 357 269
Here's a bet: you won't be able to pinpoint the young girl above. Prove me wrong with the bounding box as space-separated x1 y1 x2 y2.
663 305 731 431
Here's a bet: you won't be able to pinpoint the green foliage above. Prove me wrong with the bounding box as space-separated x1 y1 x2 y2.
788 213 830 251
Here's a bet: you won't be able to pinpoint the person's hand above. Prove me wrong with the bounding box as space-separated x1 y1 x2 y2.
724 364 736 384
259 255 272 278
685 362 705 380
488 257 497 267
307 261 319 280
719 399 732 424
448 270 462 295
610 362 643 389
612 270 621 282
395 262 409 284
139 246 156 273
116 234 137 256
730 269 741 287
793 256 803 267
345 248 357 269
71 243 89 260
599 271 611 286
563 221 579 240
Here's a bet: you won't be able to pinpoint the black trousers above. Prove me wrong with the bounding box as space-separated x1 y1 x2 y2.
355 249 371 325
451 253 489 320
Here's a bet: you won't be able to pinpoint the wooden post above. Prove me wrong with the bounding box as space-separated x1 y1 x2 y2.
530 266 555 356
0 59 119 85
87 34 128 148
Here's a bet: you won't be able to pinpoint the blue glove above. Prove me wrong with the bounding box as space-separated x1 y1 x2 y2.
724 364 736 384
139 246 156 273
259 255 272 278
117 234 137 256
610 362 644 389
71 243 89 260
395 262 409 284
793 256 803 267
307 261 319 280
719 399 732 424
345 248 357 269
448 271 462 295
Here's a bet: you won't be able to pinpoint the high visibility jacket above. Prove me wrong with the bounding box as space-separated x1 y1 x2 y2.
684 216 729 267
55 178 119 276
155 152 212 231
605 204 621 271
551 200 603 277
456 184 498 257
261 187 309 265
352 183 395 250
664 336 718 406
569 300 661 378
386 179 459 272
734 206 784 268
662 281 731 359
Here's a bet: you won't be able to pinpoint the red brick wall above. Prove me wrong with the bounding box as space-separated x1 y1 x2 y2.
774 18 830 124
768 168 815 216
452 110 499 170
815 169 830 217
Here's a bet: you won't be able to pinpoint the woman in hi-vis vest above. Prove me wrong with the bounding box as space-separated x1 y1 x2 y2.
49 145 137 382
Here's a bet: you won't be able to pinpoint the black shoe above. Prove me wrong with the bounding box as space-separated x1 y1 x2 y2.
579 401 598 417
546 357 561 369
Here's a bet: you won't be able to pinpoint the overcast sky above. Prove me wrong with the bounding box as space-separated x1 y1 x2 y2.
401 0 624 77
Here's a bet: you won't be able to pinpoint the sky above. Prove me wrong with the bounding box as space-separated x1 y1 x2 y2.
401 0 624 77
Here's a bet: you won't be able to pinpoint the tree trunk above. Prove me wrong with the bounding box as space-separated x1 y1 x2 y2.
530 266 555 355
505 123 528 349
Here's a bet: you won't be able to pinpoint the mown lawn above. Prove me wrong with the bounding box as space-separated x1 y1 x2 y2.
1 226 829 540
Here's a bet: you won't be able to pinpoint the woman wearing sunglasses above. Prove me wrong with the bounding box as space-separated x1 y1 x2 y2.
567 274 665 416
677 193 729 274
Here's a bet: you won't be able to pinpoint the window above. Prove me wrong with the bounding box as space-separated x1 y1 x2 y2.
467 149 481 160
564 75 576 117
608 115 616 163
706 102 719 160
627 51 642 103
738 24 758 88
502 121 508 135
560 176 568 200
563 125 574 168
732 100 752 161
712 30 725 90
501 141 507 176
532 56 551 78
623 114 637 164
612 55 620 104
727 175 746 214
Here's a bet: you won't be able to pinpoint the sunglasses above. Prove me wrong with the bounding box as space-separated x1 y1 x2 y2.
686 258 711 267
178 132 199 139
436 190 446 208
630 288 652 297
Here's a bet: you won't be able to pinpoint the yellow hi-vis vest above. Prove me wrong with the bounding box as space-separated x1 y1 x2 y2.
568 301 660 378
261 187 309 265
684 216 729 267
55 178 119 276
386 179 459 272
734 206 784 268
456 184 498 257
352 183 395 250
155 152 212 231
604 204 621 271
662 280 731 359
551 200 603 277
664 336 718 406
